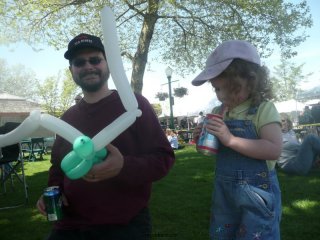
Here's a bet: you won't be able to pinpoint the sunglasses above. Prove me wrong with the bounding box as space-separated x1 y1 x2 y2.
72 57 104 68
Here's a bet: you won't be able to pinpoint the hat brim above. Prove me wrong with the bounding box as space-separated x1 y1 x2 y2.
191 59 233 86
64 45 105 60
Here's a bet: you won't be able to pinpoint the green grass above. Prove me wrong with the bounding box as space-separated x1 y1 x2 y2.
1 146 319 240
0 156 52 239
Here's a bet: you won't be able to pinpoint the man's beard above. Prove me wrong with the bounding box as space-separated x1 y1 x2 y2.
74 70 110 92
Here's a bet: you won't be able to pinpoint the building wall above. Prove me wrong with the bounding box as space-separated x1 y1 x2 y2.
0 115 55 138
0 116 26 126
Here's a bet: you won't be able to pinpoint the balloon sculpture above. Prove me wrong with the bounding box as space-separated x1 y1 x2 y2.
61 136 107 180
0 7 142 179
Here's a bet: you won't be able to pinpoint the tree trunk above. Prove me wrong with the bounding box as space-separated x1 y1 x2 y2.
130 0 159 94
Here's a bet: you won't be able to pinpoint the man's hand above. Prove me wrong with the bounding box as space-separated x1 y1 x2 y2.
36 195 46 216
36 194 69 216
84 144 124 182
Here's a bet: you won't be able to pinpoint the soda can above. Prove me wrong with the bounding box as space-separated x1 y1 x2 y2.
196 114 222 156
43 186 63 221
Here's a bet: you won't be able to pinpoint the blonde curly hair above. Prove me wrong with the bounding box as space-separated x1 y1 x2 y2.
280 113 293 131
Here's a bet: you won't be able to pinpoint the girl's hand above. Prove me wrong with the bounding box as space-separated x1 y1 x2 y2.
206 117 234 147
192 123 203 142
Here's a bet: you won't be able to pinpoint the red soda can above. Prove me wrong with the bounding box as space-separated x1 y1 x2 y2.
196 114 222 156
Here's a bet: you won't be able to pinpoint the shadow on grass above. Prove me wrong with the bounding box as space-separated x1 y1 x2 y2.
277 170 320 240
150 146 320 240
1 147 319 240
150 146 214 239
0 158 52 240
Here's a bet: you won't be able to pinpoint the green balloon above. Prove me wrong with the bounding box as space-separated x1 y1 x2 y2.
92 156 103 165
60 136 108 180
95 148 107 158
61 151 81 172
73 136 94 159
66 158 93 180
92 148 107 164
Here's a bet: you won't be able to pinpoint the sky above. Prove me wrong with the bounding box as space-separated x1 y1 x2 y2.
1 0 320 117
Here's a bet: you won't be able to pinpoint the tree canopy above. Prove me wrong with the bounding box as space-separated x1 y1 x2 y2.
0 57 79 116
36 70 79 117
271 58 313 102
0 58 39 100
1 0 313 94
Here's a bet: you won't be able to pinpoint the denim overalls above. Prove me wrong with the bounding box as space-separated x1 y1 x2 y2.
210 107 282 240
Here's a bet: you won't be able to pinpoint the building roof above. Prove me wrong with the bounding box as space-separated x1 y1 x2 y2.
0 92 42 115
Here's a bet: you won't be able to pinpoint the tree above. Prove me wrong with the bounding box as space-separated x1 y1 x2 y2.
1 1 312 94
59 70 80 113
151 103 162 117
0 58 39 100
37 70 79 117
271 58 312 102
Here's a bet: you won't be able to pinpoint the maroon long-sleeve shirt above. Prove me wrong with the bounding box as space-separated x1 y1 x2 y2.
48 91 175 229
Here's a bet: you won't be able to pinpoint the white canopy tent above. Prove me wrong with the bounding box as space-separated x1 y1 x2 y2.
297 86 320 101
274 99 305 113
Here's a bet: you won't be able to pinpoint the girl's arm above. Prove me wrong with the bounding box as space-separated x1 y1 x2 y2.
207 118 282 160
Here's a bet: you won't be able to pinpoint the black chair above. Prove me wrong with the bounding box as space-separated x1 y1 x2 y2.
0 122 28 209
23 137 45 161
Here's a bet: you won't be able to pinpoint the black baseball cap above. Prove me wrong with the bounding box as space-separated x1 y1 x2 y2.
64 33 105 60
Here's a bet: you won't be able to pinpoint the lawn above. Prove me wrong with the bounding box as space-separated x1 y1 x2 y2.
0 146 319 240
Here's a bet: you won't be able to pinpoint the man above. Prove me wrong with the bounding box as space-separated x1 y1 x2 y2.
36 33 175 240
195 111 205 125
74 94 82 104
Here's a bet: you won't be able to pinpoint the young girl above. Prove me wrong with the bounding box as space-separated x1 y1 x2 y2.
192 40 283 240
166 128 179 150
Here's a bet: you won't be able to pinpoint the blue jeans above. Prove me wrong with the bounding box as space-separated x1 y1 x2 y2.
211 113 282 240
279 134 320 175
210 170 281 240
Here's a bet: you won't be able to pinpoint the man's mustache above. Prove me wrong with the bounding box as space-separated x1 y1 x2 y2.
79 71 100 78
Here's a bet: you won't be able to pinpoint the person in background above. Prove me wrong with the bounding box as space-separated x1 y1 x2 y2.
36 33 175 240
74 94 82 104
299 105 314 125
311 102 320 123
192 40 282 240
195 111 205 125
165 128 179 150
277 113 320 175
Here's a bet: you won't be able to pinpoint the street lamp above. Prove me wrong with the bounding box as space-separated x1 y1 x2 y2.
165 66 174 129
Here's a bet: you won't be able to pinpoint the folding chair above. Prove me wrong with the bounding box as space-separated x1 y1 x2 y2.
24 137 45 161
0 123 28 209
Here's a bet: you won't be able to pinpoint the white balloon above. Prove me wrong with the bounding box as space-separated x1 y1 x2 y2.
0 7 143 163
40 113 83 144
0 110 41 147
101 6 138 111
92 109 142 151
